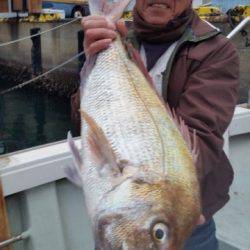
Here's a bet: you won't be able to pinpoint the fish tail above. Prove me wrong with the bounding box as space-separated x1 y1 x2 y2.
88 0 131 21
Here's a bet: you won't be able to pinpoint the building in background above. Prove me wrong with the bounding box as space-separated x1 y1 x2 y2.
0 0 43 13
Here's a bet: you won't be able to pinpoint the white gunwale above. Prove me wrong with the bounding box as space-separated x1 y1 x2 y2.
0 107 250 197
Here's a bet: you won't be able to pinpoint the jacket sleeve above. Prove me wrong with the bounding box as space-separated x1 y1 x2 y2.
175 39 239 181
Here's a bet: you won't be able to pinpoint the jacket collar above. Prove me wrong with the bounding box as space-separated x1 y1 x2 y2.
188 14 221 42
126 14 221 48
126 14 221 102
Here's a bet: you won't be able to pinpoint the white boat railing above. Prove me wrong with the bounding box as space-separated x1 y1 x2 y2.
227 17 250 40
0 107 248 197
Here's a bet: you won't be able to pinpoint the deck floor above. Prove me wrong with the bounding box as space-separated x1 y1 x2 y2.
215 133 250 250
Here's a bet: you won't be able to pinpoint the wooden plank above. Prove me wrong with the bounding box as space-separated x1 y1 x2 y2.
0 179 12 250
12 0 24 12
0 0 9 13
27 0 42 13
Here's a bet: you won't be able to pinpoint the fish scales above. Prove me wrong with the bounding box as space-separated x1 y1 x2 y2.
82 37 194 177
65 1 201 248
80 37 198 215
82 38 165 169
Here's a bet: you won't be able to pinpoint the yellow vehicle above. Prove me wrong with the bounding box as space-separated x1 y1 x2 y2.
194 6 222 19
230 5 250 21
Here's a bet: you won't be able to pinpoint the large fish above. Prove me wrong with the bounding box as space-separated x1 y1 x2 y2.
67 0 201 249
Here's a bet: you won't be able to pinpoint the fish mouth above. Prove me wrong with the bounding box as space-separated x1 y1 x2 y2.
94 211 129 250
94 205 154 250
95 204 153 233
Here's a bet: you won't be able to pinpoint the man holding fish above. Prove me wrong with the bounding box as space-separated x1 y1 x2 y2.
70 0 239 249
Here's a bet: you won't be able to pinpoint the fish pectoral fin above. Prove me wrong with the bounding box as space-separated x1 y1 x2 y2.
64 165 82 187
81 111 121 175
130 166 167 184
67 131 83 170
66 131 83 186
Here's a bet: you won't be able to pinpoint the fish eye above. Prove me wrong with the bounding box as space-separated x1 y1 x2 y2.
152 223 169 244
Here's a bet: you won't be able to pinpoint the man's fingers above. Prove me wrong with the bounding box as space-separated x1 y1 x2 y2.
81 15 119 56
196 215 206 225
85 28 117 46
82 18 115 30
86 39 112 56
83 21 127 56
116 19 128 38
82 15 107 22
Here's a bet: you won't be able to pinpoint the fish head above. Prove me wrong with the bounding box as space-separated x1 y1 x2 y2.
94 168 201 250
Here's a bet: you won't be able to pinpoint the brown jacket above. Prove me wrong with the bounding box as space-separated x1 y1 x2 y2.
168 16 239 219
72 14 239 220
139 14 239 219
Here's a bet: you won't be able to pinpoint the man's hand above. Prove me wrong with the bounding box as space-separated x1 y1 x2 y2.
197 215 206 225
81 16 127 56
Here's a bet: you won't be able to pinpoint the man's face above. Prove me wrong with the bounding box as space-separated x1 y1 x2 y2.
135 0 192 25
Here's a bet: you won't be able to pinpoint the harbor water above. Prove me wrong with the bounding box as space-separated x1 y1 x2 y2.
0 77 77 155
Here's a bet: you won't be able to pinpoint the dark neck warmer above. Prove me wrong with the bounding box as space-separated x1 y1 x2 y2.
133 7 194 44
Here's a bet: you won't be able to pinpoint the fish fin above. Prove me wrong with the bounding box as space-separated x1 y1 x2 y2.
132 166 167 184
88 0 104 15
66 132 83 186
64 165 82 187
125 42 154 87
88 0 131 21
67 131 83 171
165 105 199 163
81 111 120 174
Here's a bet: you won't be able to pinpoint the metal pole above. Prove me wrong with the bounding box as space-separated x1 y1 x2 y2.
30 28 43 76
248 89 250 109
0 231 30 249
227 17 250 40
77 30 85 72
7 0 11 14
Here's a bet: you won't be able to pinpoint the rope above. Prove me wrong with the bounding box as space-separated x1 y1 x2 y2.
0 51 84 95
0 17 82 48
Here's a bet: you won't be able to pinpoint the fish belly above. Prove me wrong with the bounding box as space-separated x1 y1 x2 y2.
80 38 197 216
